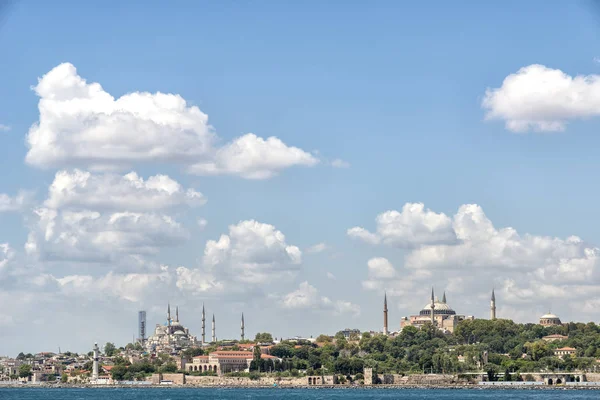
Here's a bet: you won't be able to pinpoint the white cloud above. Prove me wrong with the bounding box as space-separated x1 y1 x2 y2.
188 133 318 179
0 243 14 274
348 203 456 248
26 63 318 179
326 272 336 280
27 63 215 170
174 266 224 295
203 220 302 284
0 191 31 212
45 169 205 211
197 218 208 230
482 64 600 132
306 242 328 254
0 124 10 132
281 281 360 316
57 268 173 302
367 257 397 279
594 57 600 65
331 159 350 168
27 208 188 263
357 202 600 322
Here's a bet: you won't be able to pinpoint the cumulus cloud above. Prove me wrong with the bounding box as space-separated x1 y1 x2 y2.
203 220 302 284
56 268 173 302
347 203 456 247
188 133 318 179
0 124 10 132
45 169 205 210
358 202 600 322
0 191 31 212
27 208 188 263
0 243 14 274
282 281 360 316
26 63 318 178
326 272 336 280
306 242 328 254
482 64 600 132
27 63 214 170
367 257 397 279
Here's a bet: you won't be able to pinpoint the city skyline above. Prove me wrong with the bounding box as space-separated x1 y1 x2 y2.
2 1 600 355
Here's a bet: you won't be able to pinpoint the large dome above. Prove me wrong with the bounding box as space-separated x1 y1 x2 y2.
420 300 456 316
540 313 559 320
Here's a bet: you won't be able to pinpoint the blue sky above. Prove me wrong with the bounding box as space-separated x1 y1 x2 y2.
1 0 600 355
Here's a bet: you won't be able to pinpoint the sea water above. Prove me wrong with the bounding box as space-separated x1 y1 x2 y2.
0 388 597 400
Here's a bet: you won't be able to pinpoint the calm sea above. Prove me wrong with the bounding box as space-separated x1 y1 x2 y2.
0 388 597 400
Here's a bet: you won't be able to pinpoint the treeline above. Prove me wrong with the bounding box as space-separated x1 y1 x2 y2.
244 320 600 376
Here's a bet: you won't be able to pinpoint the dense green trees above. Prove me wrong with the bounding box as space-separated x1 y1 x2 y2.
18 364 32 378
254 333 274 343
104 342 117 357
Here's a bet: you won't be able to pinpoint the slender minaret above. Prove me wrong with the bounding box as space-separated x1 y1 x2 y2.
430 287 436 326
176 306 179 322
201 303 206 344
212 314 216 342
92 342 99 381
241 313 245 341
442 291 447 304
383 292 389 336
167 303 172 333
491 289 496 320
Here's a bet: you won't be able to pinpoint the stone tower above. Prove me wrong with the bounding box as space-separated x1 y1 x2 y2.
92 342 99 381
490 289 496 320
383 292 389 336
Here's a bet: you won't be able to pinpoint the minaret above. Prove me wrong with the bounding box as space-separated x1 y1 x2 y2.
201 303 206 344
167 303 172 333
442 291 447 304
241 313 245 341
92 342 99 381
383 292 389 336
491 289 496 320
430 287 436 326
176 306 179 322
212 314 216 342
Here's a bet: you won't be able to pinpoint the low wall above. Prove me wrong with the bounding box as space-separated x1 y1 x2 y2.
185 376 307 386
377 374 459 385
151 373 185 385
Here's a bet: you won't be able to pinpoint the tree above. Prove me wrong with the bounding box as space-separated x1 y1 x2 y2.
160 363 178 373
61 373 68 383
18 364 33 379
104 342 117 357
316 334 332 343
16 352 26 360
254 332 273 343
270 344 294 359
182 347 204 359
111 365 128 381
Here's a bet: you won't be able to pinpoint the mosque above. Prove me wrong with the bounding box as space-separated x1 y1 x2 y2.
145 304 246 353
385 289 564 334
398 289 476 333
146 304 200 352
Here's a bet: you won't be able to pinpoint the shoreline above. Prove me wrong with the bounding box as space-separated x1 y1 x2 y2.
2 384 600 390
